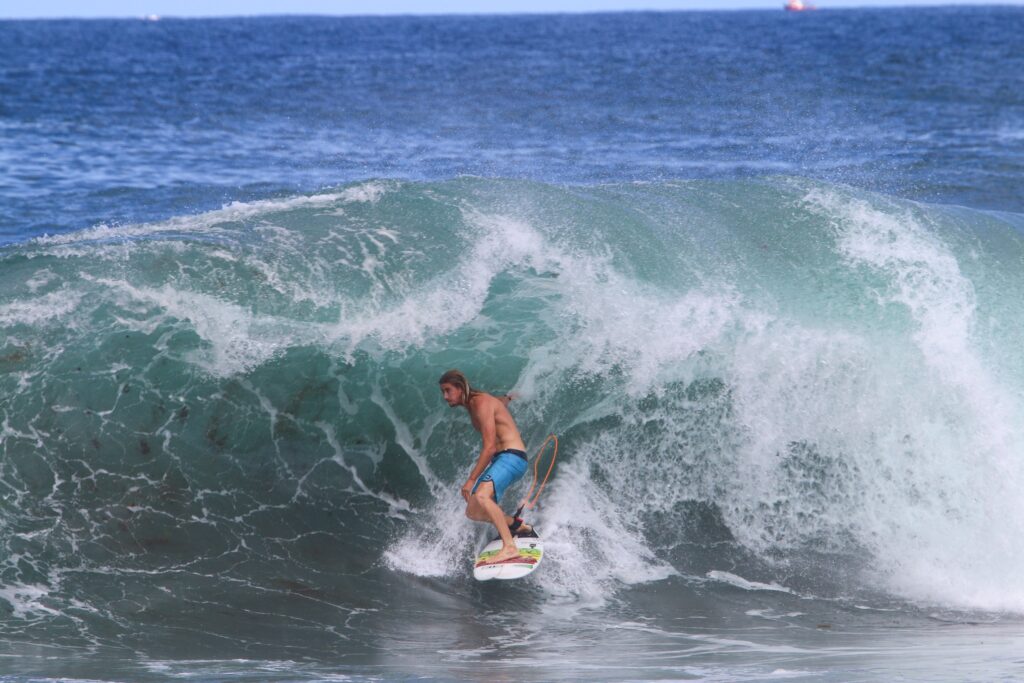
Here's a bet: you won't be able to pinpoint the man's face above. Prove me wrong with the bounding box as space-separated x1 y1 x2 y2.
440 383 463 407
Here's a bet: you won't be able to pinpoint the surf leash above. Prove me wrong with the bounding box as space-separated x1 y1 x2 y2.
511 434 558 529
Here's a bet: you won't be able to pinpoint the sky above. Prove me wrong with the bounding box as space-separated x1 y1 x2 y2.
1 0 1019 19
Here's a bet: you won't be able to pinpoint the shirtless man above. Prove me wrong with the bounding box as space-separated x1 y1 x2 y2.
439 369 532 564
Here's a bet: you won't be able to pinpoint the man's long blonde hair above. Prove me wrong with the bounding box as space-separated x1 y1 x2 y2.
438 369 481 407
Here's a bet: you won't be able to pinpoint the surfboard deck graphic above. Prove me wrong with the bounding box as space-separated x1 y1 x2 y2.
472 531 543 581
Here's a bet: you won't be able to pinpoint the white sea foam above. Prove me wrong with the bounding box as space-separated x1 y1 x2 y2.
30 183 385 247
24 268 57 293
533 457 676 600
799 188 1024 612
338 181 388 204
383 494 475 578
708 571 793 594
0 583 59 619
86 275 315 376
329 210 557 359
0 288 83 327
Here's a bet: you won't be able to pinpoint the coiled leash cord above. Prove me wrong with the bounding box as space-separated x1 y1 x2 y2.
509 434 558 532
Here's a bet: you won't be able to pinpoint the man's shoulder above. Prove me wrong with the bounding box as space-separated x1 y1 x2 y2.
468 392 499 410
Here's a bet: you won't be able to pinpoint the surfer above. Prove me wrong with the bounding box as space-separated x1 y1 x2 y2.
439 369 532 564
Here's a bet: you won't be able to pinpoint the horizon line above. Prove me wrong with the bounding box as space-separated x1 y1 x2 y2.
2 3 1019 21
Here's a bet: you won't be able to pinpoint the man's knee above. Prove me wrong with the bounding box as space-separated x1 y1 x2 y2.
472 481 495 504
465 500 484 521
472 488 494 506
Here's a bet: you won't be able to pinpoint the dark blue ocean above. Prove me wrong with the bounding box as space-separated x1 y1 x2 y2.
3 7 1024 682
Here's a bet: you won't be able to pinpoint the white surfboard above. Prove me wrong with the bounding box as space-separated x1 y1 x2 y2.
472 531 543 581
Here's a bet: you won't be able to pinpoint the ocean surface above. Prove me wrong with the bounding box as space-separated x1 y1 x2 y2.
2 7 1024 682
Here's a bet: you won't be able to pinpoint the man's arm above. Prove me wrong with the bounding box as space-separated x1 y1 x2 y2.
461 398 498 500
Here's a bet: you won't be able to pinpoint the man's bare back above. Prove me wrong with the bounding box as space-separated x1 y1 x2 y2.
468 393 527 454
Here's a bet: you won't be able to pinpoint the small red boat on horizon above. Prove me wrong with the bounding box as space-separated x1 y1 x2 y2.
785 0 817 10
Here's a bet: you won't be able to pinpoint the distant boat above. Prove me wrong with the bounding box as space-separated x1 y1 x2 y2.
784 0 816 10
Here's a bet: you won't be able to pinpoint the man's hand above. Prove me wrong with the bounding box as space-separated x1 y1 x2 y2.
461 479 475 501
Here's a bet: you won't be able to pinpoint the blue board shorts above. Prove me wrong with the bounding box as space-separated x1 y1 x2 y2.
472 449 528 503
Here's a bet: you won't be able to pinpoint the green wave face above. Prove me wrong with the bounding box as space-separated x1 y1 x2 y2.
3 177 1024 647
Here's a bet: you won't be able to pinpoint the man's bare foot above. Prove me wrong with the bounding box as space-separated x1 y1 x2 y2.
486 544 521 564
